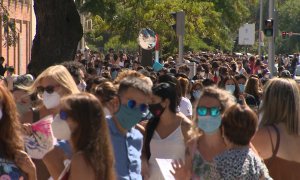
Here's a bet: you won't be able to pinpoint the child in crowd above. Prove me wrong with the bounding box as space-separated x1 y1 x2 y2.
212 104 272 179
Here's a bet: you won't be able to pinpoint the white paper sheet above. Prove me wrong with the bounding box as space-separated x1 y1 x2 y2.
155 158 175 180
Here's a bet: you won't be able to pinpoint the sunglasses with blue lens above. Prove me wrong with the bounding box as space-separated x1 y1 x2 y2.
127 99 148 112
59 111 68 120
197 106 221 117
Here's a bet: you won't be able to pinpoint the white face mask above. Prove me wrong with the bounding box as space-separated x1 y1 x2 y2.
51 114 71 140
77 80 87 92
43 92 61 109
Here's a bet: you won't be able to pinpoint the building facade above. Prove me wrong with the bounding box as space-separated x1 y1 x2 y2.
0 0 34 75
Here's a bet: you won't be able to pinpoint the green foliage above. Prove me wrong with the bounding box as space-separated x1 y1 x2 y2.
85 15 109 47
104 35 138 52
0 3 18 47
80 0 257 54
77 0 117 20
276 0 300 54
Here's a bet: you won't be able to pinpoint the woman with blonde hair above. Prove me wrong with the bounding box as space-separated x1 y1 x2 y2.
172 86 235 179
57 93 115 180
0 85 36 180
22 65 80 179
253 78 300 180
21 65 80 124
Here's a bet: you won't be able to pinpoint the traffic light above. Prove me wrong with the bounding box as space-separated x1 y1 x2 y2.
171 11 185 36
282 31 287 39
264 19 274 37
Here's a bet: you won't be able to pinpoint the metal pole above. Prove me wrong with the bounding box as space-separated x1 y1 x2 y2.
178 35 184 65
268 0 275 77
258 0 263 58
18 34 22 75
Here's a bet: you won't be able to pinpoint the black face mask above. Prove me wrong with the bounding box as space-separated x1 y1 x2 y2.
149 103 165 118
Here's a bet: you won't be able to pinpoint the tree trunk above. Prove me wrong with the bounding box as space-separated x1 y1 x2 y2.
28 0 83 77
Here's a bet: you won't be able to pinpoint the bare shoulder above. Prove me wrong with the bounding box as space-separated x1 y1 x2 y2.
184 137 199 158
252 127 272 146
178 114 192 140
186 137 198 148
177 113 192 126
252 126 274 159
71 153 88 166
70 152 94 179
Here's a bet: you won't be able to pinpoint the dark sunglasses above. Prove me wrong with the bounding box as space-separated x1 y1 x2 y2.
111 68 120 71
127 99 148 113
37 85 59 94
197 106 221 117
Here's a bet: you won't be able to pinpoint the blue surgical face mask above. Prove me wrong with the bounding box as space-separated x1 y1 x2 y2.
111 71 118 80
193 90 201 99
225 85 235 94
197 115 222 134
114 104 144 130
238 84 245 93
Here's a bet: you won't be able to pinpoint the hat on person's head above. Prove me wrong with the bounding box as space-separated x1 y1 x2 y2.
13 74 34 91
280 70 291 78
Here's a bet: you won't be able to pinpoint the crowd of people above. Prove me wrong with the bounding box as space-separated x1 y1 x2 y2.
0 48 299 180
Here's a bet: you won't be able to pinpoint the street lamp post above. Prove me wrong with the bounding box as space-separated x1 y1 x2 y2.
268 0 276 77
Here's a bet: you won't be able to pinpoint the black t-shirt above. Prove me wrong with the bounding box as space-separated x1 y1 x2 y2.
0 65 6 76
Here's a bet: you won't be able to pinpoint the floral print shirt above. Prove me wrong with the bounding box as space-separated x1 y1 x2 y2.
212 147 273 180
0 157 24 180
192 150 214 180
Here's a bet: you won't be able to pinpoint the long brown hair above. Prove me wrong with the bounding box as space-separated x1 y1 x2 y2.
245 76 261 98
0 85 24 160
60 93 115 179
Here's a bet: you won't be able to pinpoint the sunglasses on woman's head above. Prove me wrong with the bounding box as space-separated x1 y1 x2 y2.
197 106 221 117
127 99 148 113
37 85 59 94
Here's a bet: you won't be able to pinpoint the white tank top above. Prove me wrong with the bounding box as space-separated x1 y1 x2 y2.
148 123 186 180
